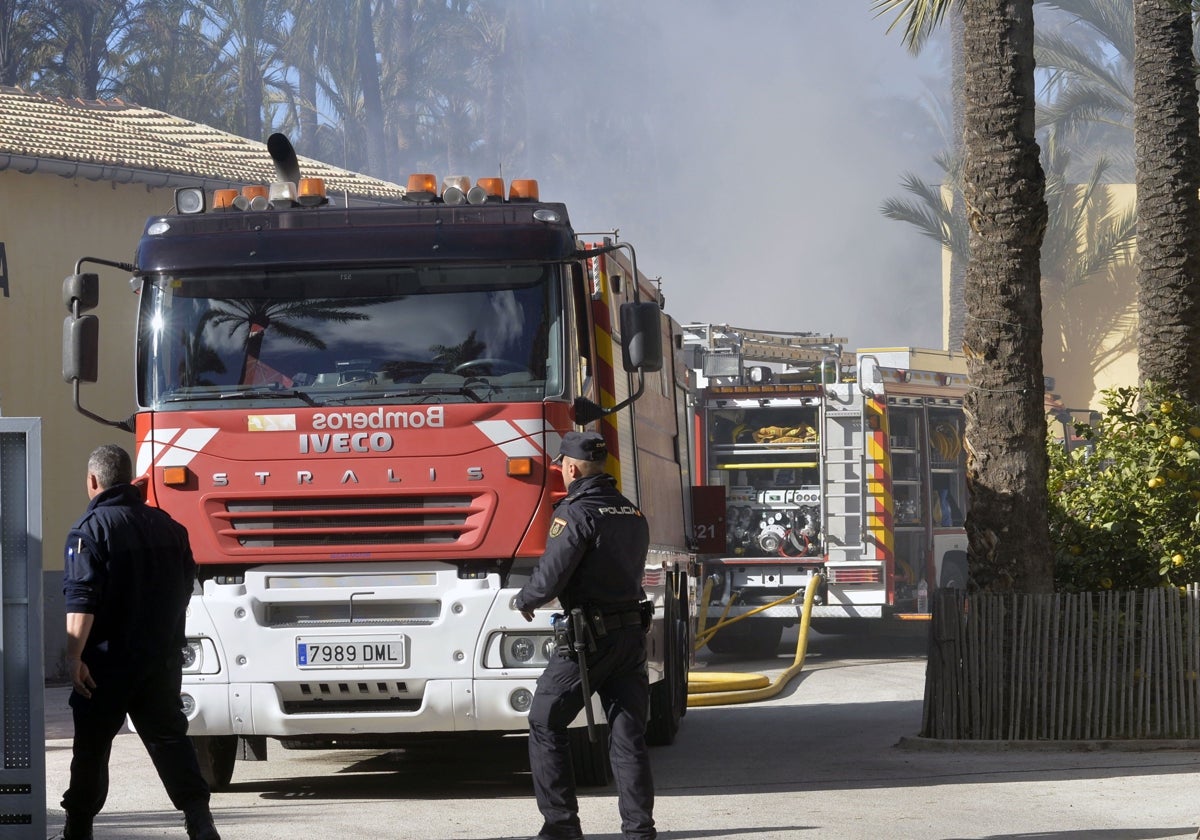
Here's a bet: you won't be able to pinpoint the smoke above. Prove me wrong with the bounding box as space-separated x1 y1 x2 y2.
527 1 948 351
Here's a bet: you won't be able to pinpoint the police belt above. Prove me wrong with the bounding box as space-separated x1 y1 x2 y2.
597 609 645 631
579 601 650 633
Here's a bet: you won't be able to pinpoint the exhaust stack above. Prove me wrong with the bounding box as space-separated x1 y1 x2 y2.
267 133 302 185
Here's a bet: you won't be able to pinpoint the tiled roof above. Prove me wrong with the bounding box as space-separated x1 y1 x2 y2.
0 86 407 201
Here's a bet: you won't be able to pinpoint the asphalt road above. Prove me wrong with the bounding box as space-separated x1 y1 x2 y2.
44 627 1200 840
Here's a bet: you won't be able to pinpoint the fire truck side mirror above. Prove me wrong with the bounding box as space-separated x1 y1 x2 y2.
620 301 663 373
63 273 99 313
63 314 99 383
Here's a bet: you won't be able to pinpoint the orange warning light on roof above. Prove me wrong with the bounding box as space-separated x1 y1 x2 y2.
477 177 505 200
406 174 438 194
298 178 327 206
213 189 239 210
509 179 539 201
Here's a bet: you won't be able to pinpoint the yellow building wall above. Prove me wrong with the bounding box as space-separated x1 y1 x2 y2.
1 170 166 554
941 183 1139 412
0 169 172 672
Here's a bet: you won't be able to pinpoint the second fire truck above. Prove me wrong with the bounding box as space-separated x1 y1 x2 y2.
684 324 969 656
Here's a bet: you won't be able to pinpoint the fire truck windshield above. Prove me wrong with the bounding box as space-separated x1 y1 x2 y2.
136 264 562 409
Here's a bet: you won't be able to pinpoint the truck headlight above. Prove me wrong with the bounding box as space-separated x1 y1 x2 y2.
181 638 222 675
484 631 555 668
508 636 535 663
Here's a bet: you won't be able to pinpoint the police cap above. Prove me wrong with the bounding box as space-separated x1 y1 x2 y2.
555 430 608 463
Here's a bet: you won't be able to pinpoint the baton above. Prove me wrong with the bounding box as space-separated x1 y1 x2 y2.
570 607 598 743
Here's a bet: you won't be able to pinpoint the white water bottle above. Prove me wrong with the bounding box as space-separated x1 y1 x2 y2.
917 578 929 613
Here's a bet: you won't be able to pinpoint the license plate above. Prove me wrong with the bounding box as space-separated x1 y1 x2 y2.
296 636 407 668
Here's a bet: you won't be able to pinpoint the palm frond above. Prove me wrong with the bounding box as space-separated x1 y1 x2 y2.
870 0 959 54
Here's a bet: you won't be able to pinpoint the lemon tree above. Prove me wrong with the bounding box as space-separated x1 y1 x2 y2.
1048 383 1200 591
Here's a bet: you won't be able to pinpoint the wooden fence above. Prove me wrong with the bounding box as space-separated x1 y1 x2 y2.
922 585 1200 740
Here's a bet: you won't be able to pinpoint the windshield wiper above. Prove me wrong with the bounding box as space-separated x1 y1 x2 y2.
215 388 322 406
325 384 485 405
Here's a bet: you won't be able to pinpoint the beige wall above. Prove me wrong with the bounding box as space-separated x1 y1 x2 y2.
1 169 167 559
941 183 1139 412
0 169 173 674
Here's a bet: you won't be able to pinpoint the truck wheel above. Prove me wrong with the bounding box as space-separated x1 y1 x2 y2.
568 723 612 787
192 735 237 791
647 579 689 745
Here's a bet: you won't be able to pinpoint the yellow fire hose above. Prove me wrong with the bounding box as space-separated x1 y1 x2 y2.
685 573 823 707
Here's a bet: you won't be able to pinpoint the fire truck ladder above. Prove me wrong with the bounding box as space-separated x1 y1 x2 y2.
820 385 867 563
681 323 854 369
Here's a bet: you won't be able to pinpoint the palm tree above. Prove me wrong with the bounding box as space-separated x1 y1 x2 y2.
354 0 387 178
195 0 294 140
883 134 1137 403
0 0 54 87
115 0 232 128
1035 0 1135 179
201 298 373 386
37 0 132 99
275 0 348 165
1132 0 1200 399
377 0 417 173
874 0 1053 594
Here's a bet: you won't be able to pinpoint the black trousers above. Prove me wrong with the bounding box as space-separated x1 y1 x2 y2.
61 659 210 822
527 627 656 840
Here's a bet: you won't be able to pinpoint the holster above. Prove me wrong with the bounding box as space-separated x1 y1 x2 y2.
639 599 654 632
552 610 597 659
586 606 609 640
550 613 575 659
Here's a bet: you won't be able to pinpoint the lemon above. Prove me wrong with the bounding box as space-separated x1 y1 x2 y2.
1173 554 1185 567
1148 476 1165 488
1170 435 1185 448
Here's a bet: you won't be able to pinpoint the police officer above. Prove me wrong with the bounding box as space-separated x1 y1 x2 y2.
515 430 656 840
55 444 219 840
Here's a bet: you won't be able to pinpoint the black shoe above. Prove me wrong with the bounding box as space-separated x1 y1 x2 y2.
184 811 220 840
48 814 93 840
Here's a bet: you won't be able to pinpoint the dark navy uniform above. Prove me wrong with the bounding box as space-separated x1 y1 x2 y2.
60 482 213 837
515 432 656 840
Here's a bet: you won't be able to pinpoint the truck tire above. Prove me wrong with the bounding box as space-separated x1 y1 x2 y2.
192 734 237 791
647 578 688 746
705 619 782 659
568 723 612 787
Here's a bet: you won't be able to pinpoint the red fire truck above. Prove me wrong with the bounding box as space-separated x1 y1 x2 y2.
684 324 969 656
62 135 696 786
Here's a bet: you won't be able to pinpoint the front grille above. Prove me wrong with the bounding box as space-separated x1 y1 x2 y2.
280 680 422 714
213 494 484 548
266 600 440 628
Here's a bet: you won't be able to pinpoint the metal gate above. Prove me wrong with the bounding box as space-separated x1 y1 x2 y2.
0 418 44 836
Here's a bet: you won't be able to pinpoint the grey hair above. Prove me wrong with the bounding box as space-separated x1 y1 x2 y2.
572 458 606 477
88 444 133 489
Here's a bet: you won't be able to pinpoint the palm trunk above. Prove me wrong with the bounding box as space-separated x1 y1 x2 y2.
947 8 967 353
356 0 387 178
960 0 1052 593
1133 0 1200 399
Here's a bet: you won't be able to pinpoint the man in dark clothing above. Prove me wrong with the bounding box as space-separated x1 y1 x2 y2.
55 444 219 840
514 430 656 840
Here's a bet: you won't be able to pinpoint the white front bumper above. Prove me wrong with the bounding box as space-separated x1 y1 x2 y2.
183 676 543 737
